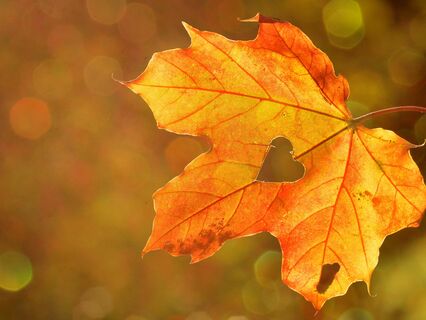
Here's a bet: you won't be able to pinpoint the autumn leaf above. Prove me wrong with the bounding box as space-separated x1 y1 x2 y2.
123 14 426 309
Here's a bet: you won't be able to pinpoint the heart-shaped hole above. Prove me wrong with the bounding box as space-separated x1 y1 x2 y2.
256 137 305 182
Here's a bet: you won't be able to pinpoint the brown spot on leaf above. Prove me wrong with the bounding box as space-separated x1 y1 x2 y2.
163 242 175 252
218 231 234 243
200 229 216 244
178 242 192 255
316 263 340 294
363 190 372 197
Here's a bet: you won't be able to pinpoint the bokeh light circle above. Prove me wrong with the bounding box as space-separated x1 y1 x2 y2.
323 0 365 49
33 58 74 100
241 280 279 315
84 56 123 96
125 316 148 320
118 3 157 45
9 97 52 140
387 48 425 87
338 308 374 320
47 24 85 62
254 250 281 288
186 311 212 320
86 0 127 25
323 0 363 37
37 0 69 19
0 251 33 292
78 286 113 319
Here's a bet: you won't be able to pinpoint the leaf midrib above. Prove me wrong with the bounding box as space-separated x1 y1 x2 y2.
137 83 348 122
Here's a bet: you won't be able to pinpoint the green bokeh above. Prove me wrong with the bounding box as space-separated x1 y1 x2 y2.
0 0 424 318
323 0 364 38
0 251 33 292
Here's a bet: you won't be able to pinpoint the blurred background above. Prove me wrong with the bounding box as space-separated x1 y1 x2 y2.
0 0 425 319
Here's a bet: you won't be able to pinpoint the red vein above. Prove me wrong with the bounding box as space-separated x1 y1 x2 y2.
296 177 343 202
145 182 255 250
199 177 235 190
189 159 260 172
356 128 423 213
386 189 398 232
159 190 221 197
327 246 350 276
372 173 385 198
196 31 272 99
320 130 354 270
182 51 226 90
234 184 282 237
287 206 334 238
356 128 412 146
164 93 221 126
158 56 198 85
285 241 325 280
271 24 348 119
183 215 192 243
210 100 262 129
264 62 300 105
220 189 245 230
299 273 318 290
295 126 349 159
343 186 369 270
138 83 346 122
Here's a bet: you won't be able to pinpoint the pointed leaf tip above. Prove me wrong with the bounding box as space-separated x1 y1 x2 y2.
238 13 281 23
127 15 426 310
181 21 199 37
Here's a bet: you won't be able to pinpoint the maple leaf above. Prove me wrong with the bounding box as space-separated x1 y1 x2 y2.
123 14 426 309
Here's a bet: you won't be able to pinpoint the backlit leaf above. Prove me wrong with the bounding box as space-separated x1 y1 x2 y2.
124 14 426 309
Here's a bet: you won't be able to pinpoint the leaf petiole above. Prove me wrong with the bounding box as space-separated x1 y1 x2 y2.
352 106 426 125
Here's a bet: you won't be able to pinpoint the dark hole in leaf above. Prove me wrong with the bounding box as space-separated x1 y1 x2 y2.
316 263 340 294
256 137 305 182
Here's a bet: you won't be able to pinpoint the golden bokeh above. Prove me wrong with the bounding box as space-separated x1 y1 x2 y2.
241 280 279 315
0 1 424 319
117 3 157 45
86 0 127 25
9 97 52 140
47 24 86 62
84 56 123 96
75 286 113 319
0 251 33 292
254 251 281 288
387 48 425 87
33 59 74 100
338 308 374 320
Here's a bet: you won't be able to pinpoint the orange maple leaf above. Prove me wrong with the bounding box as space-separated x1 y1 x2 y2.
123 14 426 309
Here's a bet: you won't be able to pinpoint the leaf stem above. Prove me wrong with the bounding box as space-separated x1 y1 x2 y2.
352 106 426 124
